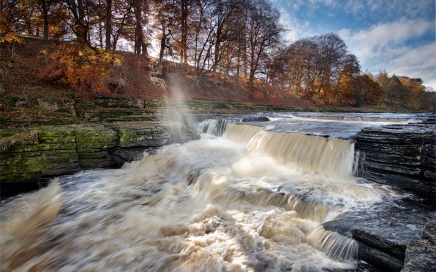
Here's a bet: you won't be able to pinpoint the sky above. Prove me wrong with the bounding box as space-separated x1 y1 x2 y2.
270 0 436 90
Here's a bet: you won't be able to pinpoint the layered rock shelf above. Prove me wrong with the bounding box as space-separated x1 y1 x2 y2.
0 121 198 195
324 122 436 271
355 123 436 206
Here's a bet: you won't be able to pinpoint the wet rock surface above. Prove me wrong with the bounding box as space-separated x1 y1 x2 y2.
354 123 436 206
0 121 199 196
402 220 436 272
318 121 435 271
327 121 436 271
323 200 436 271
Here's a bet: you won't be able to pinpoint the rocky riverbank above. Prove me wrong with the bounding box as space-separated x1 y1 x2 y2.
0 121 199 196
322 121 436 271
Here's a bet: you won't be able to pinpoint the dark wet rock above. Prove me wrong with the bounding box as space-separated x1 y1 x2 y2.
109 147 148 166
402 220 436 272
241 116 270 122
357 242 403 271
323 202 436 272
354 123 436 206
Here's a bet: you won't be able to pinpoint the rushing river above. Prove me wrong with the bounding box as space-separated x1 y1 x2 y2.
0 113 428 271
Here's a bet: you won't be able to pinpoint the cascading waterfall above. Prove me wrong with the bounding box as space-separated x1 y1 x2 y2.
222 124 265 144
195 117 270 136
307 225 358 261
0 121 397 271
195 119 237 136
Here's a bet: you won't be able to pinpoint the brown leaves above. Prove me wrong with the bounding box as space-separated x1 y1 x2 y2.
39 43 124 95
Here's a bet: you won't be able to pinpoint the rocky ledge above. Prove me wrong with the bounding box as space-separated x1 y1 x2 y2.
324 122 436 271
0 121 199 197
323 203 435 272
354 123 435 206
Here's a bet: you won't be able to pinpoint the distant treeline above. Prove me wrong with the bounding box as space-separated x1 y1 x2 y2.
1 0 434 110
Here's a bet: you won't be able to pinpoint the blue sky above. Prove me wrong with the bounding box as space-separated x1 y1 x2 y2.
270 0 436 89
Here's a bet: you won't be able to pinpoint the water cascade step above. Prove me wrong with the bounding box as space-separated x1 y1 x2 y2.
223 123 355 179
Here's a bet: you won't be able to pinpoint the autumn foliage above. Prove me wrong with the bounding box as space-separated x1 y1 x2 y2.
1 0 434 111
39 43 123 94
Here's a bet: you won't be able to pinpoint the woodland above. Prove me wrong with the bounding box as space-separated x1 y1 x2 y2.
1 0 435 112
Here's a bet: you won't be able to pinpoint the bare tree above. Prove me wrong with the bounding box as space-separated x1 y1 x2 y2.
246 0 282 87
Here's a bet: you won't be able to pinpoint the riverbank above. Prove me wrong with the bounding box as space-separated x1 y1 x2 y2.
0 120 199 196
2 37 424 131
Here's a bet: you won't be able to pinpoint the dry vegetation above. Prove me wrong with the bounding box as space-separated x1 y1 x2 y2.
1 38 315 107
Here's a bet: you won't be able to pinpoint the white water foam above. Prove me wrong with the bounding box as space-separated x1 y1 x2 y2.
0 124 399 271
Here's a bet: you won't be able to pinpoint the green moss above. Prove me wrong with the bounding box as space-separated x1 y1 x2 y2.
77 151 111 160
0 173 40 183
117 127 153 145
74 124 118 151
104 115 157 122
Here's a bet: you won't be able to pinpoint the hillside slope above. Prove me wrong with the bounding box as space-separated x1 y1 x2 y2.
0 38 396 129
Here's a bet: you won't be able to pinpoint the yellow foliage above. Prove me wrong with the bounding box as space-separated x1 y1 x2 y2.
0 32 22 44
0 11 21 44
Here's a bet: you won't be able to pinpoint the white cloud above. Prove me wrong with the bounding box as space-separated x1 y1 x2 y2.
341 19 434 55
366 0 435 20
271 0 436 88
277 7 311 43
340 20 435 88
387 43 436 87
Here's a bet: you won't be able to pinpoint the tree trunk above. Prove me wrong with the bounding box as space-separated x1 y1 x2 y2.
180 0 188 64
105 0 112 50
74 0 89 45
134 0 142 55
133 0 148 57
41 0 49 40
98 21 103 47
158 19 166 75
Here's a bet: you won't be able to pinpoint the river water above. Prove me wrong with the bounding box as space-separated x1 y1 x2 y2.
0 113 428 271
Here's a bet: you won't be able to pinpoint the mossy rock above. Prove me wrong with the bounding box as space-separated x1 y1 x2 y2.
110 122 158 147
0 121 199 183
74 124 118 151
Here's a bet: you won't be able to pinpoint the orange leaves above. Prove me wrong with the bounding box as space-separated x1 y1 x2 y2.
39 43 124 95
0 12 21 44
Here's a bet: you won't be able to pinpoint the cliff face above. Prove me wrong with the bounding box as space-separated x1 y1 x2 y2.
0 121 199 196
355 123 436 206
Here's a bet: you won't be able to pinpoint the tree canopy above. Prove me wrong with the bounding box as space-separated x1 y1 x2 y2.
1 0 433 110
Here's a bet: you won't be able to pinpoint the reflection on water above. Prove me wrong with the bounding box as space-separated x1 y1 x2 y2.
1 118 404 271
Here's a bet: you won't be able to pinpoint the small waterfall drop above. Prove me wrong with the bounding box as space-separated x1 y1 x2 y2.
195 119 236 136
222 123 264 144
307 225 358 262
247 131 355 179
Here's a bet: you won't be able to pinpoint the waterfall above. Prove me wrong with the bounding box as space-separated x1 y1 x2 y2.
223 123 355 179
307 225 358 262
0 119 397 272
195 116 269 136
222 124 264 144
195 119 237 136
